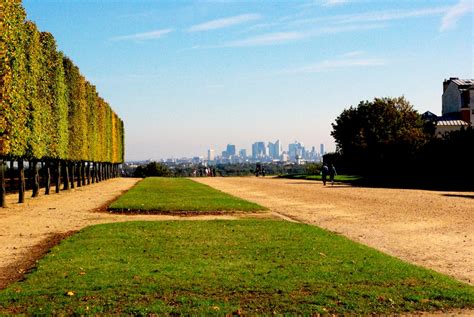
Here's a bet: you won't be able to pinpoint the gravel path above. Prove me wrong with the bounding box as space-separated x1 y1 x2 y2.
194 177 474 285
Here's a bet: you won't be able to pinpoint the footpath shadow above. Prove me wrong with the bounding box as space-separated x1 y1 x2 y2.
349 177 474 192
279 175 474 192
442 194 474 199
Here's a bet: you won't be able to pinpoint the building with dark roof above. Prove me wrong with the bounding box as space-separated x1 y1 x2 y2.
442 77 474 124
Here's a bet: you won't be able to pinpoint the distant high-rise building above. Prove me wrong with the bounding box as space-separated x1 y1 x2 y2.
252 141 266 159
226 144 236 156
288 141 304 160
268 140 282 159
320 144 325 156
207 149 215 161
239 149 247 158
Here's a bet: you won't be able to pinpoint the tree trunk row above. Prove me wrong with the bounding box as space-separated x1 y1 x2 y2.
0 159 121 207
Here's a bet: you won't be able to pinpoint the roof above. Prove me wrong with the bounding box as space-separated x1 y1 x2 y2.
449 78 474 87
436 120 469 126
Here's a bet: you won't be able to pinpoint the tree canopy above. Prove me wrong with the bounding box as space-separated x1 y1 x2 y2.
1 0 124 163
331 97 431 174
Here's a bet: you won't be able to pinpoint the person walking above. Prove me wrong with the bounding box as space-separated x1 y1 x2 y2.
321 163 329 186
329 164 337 185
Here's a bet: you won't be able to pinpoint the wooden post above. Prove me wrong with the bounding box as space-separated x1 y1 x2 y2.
18 160 25 203
1 159 6 207
45 161 51 195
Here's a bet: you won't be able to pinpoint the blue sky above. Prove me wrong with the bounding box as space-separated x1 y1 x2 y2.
23 0 473 160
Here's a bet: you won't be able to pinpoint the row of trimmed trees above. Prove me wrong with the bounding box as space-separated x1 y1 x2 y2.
1 0 124 206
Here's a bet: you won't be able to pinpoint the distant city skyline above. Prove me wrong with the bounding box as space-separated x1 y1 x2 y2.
22 1 473 160
146 139 326 162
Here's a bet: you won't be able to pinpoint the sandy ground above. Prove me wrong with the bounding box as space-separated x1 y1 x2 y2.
0 178 243 289
194 177 474 285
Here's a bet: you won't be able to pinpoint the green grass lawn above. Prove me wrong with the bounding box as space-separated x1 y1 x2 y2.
1 220 472 315
108 177 265 213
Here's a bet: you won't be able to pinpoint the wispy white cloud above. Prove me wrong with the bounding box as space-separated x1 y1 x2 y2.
323 0 350 7
223 23 383 47
286 5 450 29
110 28 173 41
225 31 306 47
188 14 261 32
299 0 350 9
440 0 473 31
288 57 386 73
341 50 365 58
332 6 449 24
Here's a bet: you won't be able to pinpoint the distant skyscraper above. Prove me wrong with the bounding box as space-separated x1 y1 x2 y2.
320 144 325 156
268 140 282 159
239 149 247 158
207 149 215 161
252 142 266 159
288 141 304 160
275 140 282 158
226 144 236 156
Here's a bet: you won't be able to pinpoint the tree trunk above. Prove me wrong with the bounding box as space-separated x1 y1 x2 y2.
81 161 86 186
98 163 102 182
1 159 6 207
70 162 75 189
91 162 96 184
45 161 51 195
56 160 62 193
63 160 70 190
9 161 14 192
31 161 40 197
86 162 91 185
77 162 82 187
18 160 25 203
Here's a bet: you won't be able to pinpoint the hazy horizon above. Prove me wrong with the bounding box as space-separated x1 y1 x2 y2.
23 0 473 160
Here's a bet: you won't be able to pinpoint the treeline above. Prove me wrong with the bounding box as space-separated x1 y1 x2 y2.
125 162 310 178
329 97 473 190
1 0 124 206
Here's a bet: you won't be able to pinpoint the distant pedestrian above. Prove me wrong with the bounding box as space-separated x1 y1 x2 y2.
329 164 337 185
321 163 329 186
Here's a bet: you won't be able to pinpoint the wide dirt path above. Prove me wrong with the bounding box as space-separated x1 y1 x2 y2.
0 178 239 289
195 177 474 285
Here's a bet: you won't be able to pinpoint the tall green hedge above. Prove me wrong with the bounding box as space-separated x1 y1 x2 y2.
1 0 124 163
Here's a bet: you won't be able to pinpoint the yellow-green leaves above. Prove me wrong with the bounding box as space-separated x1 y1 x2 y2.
1 1 124 163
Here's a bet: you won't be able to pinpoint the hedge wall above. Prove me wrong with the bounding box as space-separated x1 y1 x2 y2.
1 0 124 164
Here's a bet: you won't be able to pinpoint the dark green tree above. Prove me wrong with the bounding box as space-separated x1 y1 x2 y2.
134 162 171 178
331 97 430 175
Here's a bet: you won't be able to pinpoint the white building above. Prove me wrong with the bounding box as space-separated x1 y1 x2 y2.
207 149 215 161
442 77 474 125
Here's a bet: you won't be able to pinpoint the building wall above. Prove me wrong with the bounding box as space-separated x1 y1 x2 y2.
442 82 462 115
436 125 467 137
470 90 474 125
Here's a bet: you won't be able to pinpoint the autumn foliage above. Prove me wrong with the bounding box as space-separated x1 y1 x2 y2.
0 0 124 164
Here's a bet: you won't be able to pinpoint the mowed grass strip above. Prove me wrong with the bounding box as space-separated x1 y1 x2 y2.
108 177 265 213
0 220 472 315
